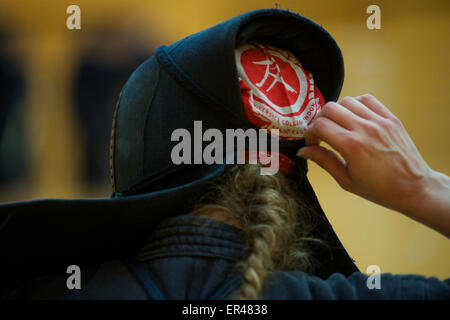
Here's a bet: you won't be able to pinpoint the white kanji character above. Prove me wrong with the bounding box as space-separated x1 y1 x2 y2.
253 54 296 94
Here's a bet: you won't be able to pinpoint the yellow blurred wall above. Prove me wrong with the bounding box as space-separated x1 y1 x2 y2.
1 0 449 279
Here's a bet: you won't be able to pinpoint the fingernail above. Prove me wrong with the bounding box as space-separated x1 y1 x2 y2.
296 149 310 159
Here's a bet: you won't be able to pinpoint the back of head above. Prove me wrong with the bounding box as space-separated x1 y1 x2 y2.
190 163 325 299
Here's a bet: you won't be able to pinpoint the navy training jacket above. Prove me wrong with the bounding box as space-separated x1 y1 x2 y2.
3 215 450 300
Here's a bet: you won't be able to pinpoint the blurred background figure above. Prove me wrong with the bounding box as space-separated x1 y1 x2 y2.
0 30 27 191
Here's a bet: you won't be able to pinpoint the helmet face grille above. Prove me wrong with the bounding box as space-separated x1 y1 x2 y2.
110 56 161 194
109 90 122 192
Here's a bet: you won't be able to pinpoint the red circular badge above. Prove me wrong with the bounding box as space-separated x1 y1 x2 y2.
235 41 325 140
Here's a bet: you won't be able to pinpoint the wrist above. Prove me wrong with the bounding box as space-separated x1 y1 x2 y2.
406 169 450 237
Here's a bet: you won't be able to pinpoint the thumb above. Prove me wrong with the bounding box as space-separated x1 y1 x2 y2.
297 145 351 190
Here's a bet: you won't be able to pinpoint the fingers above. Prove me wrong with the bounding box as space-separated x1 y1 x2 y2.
306 94 395 151
304 93 396 167
354 94 396 119
297 145 351 190
318 101 362 130
337 96 384 121
304 116 352 157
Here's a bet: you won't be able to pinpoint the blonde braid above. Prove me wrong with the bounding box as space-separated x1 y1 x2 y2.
192 164 321 300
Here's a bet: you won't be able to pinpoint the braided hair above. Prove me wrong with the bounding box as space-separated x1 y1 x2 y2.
191 164 323 299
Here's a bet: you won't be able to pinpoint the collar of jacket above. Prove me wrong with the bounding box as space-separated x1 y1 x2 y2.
137 215 247 263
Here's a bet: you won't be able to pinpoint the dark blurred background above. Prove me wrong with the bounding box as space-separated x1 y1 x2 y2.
0 0 449 279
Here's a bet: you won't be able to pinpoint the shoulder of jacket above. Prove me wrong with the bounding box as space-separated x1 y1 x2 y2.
4 260 149 300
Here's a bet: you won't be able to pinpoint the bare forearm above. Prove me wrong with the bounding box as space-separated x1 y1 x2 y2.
406 170 450 238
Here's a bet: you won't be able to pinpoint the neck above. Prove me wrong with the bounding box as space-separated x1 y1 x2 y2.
190 206 242 230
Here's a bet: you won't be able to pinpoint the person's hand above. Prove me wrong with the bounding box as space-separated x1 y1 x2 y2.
297 94 450 237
